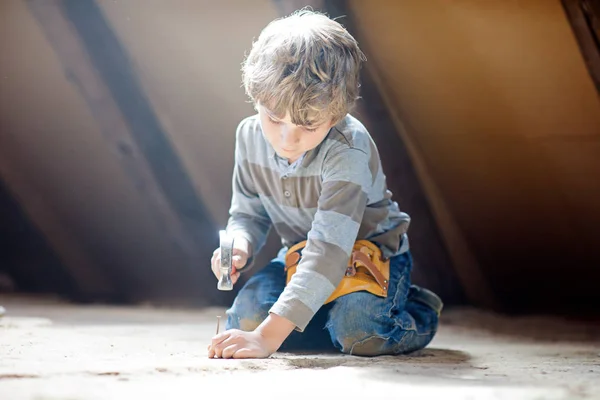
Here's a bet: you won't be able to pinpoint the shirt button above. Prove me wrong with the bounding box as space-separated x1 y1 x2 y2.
282 175 288 180
284 190 291 197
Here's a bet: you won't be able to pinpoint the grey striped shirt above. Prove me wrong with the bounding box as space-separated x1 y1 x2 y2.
226 114 410 331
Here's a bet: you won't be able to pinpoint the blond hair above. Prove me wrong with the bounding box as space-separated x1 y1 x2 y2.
242 9 366 126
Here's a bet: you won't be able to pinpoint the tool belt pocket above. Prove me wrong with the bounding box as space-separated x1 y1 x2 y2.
284 240 390 304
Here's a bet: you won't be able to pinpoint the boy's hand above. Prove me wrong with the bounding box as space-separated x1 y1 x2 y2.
210 236 251 286
207 314 295 359
208 329 278 359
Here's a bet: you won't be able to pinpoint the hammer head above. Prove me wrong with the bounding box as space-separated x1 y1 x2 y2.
217 230 234 291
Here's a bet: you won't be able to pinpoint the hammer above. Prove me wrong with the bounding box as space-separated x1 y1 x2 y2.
217 230 234 291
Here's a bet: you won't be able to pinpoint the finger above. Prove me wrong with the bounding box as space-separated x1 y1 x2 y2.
232 348 256 359
232 255 246 268
208 344 216 358
213 338 234 359
212 335 234 358
221 344 240 359
211 331 231 346
211 256 221 279
231 272 241 285
211 333 236 358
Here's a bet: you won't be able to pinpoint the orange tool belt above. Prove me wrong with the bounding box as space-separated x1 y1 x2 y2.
284 240 390 304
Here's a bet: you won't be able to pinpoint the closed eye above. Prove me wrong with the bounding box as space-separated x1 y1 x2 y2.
268 116 282 125
268 114 318 132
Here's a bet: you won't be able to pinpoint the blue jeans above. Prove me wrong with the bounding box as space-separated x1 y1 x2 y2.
225 250 440 356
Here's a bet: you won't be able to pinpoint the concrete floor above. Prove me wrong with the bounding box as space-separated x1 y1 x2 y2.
1 295 599 400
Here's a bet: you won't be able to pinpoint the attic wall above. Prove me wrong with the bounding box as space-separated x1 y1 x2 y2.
0 0 281 305
349 0 600 312
96 0 280 226
2 0 598 313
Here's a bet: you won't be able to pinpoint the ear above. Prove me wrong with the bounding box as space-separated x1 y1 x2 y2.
328 116 340 128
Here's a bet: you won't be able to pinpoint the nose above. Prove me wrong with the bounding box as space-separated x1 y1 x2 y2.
281 126 300 146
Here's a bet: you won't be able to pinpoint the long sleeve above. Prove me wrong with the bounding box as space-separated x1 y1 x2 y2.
226 119 272 267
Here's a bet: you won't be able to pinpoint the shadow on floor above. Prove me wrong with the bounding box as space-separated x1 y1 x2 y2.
280 347 471 369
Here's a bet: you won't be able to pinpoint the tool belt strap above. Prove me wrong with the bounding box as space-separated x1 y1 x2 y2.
284 240 390 304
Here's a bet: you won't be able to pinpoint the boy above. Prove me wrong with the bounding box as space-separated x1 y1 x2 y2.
208 9 442 359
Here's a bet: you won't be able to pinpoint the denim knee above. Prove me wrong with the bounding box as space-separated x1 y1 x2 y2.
224 260 287 332
326 292 389 356
326 292 439 356
225 289 271 332
327 310 436 356
327 321 390 356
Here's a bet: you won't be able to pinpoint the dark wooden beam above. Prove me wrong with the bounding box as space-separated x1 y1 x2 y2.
27 0 224 304
0 148 116 300
350 74 467 306
319 0 499 308
562 0 600 94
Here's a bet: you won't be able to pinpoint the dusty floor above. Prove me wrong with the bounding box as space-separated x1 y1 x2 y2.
1 295 599 400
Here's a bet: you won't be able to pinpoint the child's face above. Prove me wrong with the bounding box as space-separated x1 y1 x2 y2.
257 104 334 164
